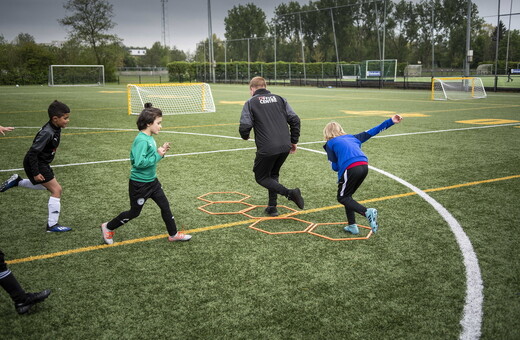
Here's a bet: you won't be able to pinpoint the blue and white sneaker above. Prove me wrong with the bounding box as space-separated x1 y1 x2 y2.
47 224 72 232
344 224 359 235
0 174 22 192
366 208 379 233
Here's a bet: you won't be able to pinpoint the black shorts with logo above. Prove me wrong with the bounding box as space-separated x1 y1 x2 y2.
23 159 54 185
129 178 162 208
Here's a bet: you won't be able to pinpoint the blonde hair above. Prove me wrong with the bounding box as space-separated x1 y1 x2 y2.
323 121 346 141
249 76 267 90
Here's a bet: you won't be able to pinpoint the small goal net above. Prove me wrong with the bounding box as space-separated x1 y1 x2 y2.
48 65 105 86
404 64 422 77
431 77 487 100
127 83 216 115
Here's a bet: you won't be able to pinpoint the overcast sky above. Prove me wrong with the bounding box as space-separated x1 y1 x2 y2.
0 0 518 52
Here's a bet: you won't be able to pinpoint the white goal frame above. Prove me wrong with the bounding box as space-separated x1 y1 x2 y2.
404 64 422 77
127 83 216 115
361 59 398 81
431 77 487 101
48 65 105 87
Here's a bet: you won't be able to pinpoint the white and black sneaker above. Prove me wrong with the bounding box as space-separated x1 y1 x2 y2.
0 174 22 192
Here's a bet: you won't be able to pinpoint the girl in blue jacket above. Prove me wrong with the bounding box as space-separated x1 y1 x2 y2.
323 115 402 234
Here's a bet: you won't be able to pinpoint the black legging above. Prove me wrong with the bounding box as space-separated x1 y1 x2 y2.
337 164 369 225
107 180 178 236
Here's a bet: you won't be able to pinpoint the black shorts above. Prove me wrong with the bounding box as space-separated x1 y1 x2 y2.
23 159 54 185
129 178 162 208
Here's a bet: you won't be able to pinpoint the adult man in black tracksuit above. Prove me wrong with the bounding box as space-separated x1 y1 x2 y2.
239 77 304 216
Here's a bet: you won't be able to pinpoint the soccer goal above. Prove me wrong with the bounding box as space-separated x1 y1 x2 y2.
48 65 105 86
341 64 360 79
127 83 216 115
431 77 487 100
360 59 397 81
476 64 493 75
404 64 422 77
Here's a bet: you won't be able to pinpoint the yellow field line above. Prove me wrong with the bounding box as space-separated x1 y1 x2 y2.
6 174 519 265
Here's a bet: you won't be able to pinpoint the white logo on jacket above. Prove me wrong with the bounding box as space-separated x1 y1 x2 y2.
258 96 277 104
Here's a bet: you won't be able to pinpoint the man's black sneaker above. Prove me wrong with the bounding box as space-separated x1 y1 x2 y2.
264 206 279 217
288 188 304 209
15 289 51 314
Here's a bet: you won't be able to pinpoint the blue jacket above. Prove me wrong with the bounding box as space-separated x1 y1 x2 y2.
324 119 394 180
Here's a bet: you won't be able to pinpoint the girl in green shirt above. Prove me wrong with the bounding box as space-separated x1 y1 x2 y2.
101 103 191 244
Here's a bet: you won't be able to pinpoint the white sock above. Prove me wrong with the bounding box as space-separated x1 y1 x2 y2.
18 179 46 190
48 197 61 227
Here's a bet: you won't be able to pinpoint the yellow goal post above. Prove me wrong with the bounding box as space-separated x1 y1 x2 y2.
431 77 486 101
127 83 216 115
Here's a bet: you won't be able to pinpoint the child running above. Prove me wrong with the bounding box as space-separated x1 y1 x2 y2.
323 115 403 234
0 100 72 232
100 103 191 244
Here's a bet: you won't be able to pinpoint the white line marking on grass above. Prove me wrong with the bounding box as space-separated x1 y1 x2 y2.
299 146 483 340
300 122 520 145
0 147 258 172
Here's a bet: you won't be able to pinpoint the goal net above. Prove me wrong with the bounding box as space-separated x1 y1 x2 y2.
341 64 360 79
48 65 105 86
127 83 216 115
431 77 487 100
360 59 397 81
476 64 493 75
404 64 422 77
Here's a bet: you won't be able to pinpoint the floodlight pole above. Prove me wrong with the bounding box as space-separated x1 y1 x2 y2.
432 3 435 77
330 8 340 77
207 0 215 83
298 13 307 83
224 41 227 83
161 0 168 47
274 34 277 82
494 0 501 91
505 0 514 77
464 0 471 77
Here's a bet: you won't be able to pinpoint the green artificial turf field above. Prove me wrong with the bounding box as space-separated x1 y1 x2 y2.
0 84 519 339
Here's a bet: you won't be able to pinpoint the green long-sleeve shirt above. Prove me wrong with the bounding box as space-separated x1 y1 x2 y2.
129 132 163 182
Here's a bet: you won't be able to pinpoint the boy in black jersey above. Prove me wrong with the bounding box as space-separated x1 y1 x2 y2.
0 100 72 232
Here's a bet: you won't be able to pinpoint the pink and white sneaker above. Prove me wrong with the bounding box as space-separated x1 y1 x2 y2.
101 222 115 245
168 232 192 242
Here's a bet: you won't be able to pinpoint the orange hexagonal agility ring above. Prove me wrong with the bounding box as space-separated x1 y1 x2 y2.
307 223 373 241
197 192 251 203
197 201 256 215
242 205 299 219
248 216 314 235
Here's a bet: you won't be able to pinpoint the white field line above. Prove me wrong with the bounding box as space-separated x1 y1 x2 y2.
299 145 483 340
3 125 489 339
2 122 517 173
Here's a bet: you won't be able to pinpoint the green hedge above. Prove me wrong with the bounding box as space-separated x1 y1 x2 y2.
167 61 360 81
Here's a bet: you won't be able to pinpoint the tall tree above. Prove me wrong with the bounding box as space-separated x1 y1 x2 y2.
224 3 269 61
59 0 121 65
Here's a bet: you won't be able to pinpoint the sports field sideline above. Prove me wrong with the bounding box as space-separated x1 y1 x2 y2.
0 84 519 339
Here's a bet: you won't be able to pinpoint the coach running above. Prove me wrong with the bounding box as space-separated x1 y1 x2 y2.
239 76 304 216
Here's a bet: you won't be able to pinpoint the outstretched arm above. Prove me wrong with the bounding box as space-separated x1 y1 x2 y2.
354 115 403 143
0 126 14 135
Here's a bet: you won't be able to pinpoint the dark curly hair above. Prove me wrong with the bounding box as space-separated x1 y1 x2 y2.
136 103 163 131
48 100 70 119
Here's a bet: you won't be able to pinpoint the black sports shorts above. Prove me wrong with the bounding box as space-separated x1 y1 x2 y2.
23 159 54 185
128 178 162 207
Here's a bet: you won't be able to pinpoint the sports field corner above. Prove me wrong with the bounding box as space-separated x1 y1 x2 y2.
0 84 519 339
